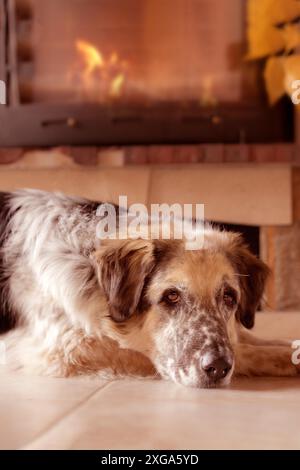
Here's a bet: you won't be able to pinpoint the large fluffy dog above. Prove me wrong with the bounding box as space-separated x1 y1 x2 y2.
0 190 298 387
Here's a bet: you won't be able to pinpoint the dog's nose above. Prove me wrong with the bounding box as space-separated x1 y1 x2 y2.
201 357 232 381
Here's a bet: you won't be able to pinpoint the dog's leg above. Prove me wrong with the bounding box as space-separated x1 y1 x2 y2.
3 323 156 379
234 342 300 377
237 327 291 347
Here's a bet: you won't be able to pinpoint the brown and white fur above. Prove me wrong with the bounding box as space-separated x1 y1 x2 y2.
0 190 299 388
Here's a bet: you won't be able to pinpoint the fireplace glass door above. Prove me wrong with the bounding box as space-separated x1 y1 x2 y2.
0 0 292 146
18 0 258 106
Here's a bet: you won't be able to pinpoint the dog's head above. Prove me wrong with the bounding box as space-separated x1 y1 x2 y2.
93 230 269 388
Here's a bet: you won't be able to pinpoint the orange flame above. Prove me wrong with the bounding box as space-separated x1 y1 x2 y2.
74 39 127 100
76 40 104 73
110 73 125 98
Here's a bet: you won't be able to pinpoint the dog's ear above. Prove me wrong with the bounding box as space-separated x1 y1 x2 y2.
93 239 155 322
227 235 270 329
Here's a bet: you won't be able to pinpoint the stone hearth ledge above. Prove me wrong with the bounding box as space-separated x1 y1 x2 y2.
0 163 292 226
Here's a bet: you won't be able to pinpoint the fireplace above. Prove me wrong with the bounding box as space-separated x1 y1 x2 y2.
0 0 293 146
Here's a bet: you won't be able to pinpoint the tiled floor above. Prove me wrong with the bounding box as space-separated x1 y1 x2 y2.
0 313 300 450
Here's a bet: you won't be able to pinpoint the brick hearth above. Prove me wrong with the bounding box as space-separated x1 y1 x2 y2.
0 143 298 166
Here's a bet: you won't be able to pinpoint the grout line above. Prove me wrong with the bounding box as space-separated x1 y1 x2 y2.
19 380 114 450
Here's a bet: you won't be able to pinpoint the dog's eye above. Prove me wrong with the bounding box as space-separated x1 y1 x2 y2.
162 289 181 304
223 288 237 308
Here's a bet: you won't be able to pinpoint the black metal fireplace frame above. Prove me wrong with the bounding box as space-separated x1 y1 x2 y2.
0 0 294 147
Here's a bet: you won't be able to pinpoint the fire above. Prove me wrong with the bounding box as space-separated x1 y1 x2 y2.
200 76 217 106
73 39 128 101
76 40 104 74
110 73 125 98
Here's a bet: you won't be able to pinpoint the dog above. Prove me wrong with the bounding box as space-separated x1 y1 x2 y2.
0 189 298 388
